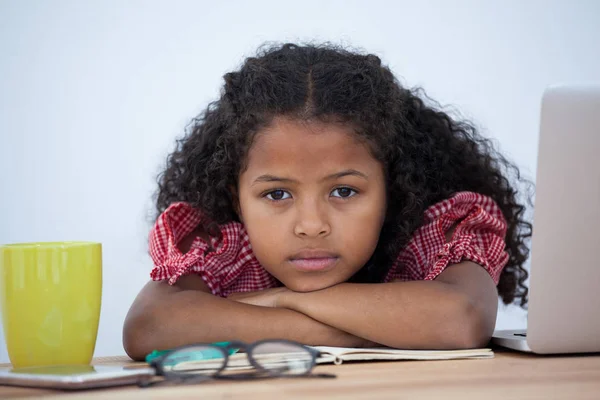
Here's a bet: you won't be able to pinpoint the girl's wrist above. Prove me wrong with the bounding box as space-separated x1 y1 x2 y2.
277 288 298 310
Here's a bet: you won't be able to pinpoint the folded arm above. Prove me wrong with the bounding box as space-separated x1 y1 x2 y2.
122 274 370 361
234 261 498 350
278 261 499 349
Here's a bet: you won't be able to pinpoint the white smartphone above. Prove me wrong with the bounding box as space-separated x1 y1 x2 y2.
0 364 155 390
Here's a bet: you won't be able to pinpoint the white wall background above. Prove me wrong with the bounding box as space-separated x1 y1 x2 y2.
1 0 599 362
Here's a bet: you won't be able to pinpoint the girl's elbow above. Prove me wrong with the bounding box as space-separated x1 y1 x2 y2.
450 294 494 349
122 308 159 361
122 280 184 360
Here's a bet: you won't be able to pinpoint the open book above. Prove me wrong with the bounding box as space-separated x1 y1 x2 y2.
311 346 494 365
125 346 493 371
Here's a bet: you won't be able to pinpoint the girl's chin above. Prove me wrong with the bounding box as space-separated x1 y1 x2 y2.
282 276 345 293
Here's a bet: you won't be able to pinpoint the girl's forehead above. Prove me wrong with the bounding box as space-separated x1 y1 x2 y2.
249 118 373 163
241 118 383 182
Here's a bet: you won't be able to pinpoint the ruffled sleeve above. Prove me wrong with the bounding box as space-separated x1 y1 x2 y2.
148 202 278 296
385 192 509 284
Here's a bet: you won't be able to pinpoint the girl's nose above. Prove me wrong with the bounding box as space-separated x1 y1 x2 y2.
293 200 331 238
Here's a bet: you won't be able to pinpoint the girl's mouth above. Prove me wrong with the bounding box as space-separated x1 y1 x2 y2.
288 257 339 272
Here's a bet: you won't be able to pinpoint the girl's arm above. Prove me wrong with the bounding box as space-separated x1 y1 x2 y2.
122 274 370 361
236 261 498 349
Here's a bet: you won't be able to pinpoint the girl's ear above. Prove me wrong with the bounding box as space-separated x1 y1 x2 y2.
230 185 243 223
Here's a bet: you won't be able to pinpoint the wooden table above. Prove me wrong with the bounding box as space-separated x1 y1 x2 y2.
1 349 600 399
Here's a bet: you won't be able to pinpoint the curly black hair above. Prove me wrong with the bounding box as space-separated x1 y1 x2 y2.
155 43 532 307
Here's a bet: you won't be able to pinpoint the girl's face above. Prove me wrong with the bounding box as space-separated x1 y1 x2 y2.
236 117 387 292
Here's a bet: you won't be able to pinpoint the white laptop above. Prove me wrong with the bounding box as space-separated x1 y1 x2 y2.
492 84 600 354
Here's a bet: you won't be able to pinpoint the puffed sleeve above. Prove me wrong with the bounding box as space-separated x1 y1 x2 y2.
385 192 510 284
148 202 274 296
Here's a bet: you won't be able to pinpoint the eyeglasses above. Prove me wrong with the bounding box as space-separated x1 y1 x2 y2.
144 339 335 386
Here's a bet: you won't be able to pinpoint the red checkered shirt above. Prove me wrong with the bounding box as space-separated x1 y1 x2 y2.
149 191 509 297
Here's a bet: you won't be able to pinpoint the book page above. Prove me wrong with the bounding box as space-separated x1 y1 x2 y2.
310 346 494 365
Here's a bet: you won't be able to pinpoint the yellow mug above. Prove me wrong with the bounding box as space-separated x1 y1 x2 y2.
0 242 102 367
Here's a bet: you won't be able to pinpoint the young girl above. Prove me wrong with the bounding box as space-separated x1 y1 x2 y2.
123 43 531 360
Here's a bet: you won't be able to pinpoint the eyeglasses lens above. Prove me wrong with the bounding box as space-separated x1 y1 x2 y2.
161 346 227 377
251 342 313 375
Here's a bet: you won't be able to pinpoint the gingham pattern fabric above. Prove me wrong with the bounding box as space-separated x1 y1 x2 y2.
149 192 509 297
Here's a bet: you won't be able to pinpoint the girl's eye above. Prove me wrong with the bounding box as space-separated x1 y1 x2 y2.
265 190 291 201
331 187 357 198
264 188 357 201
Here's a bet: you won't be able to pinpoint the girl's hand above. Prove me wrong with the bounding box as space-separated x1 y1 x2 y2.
228 287 291 308
228 287 379 348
